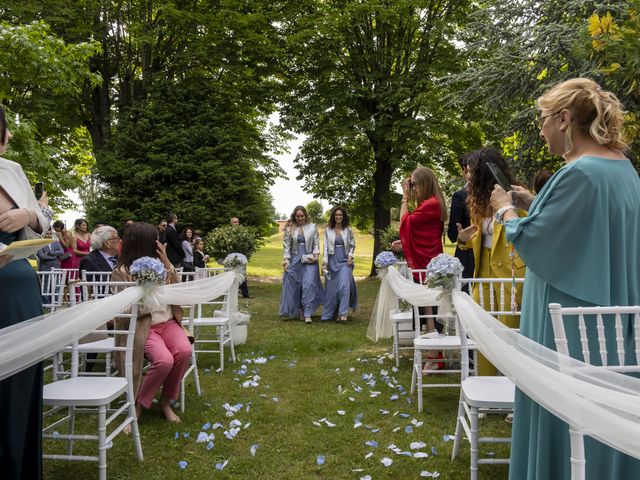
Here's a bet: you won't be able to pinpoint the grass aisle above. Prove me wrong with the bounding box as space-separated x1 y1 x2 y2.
44 279 510 479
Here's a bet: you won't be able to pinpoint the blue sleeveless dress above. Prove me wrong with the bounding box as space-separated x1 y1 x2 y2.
279 233 325 318
0 229 44 479
321 235 357 320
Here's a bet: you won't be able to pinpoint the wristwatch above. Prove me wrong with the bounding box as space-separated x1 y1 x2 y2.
495 205 516 224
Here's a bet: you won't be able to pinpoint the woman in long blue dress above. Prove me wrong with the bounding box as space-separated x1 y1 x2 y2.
491 78 640 479
279 205 325 323
321 206 357 322
0 107 51 479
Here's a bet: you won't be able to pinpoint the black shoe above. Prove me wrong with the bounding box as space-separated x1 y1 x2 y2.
242 294 252 299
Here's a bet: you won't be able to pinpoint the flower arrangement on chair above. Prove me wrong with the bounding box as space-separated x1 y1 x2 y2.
425 254 463 292
130 257 166 284
374 251 397 278
223 253 248 269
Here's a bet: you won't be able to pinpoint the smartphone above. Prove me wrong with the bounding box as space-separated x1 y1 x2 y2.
486 163 512 192
34 182 44 200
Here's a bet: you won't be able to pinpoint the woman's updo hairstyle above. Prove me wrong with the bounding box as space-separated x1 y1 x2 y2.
537 78 627 152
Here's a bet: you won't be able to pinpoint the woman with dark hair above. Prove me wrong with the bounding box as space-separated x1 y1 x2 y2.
321 207 358 322
180 227 194 272
0 106 52 479
532 169 553 194
279 205 325 323
68 218 91 270
456 147 527 375
112 222 192 423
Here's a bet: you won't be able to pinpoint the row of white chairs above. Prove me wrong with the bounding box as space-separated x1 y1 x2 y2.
390 270 640 479
41 266 238 478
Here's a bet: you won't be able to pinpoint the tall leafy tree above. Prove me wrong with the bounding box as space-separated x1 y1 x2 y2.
0 21 100 210
280 0 482 274
447 0 638 179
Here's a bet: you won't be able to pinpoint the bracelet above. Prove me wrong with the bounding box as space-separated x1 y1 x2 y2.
401 198 408 203
495 205 516 224
166 266 176 275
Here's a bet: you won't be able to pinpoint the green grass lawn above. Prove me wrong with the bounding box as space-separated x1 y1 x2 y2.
43 279 511 480
248 227 456 278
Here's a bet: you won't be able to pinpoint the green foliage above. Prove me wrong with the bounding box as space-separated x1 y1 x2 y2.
204 225 262 261
0 21 101 211
305 200 324 224
446 0 637 180
280 0 483 273
378 225 404 259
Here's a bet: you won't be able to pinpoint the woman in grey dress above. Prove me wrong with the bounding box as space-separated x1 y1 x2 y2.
279 205 325 323
321 206 357 322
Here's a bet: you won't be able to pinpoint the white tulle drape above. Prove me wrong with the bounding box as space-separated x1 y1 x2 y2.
381 266 640 460
366 265 452 341
0 271 238 381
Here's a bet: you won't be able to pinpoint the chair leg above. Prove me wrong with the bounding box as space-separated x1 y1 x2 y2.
127 393 144 461
106 352 112 377
66 406 76 455
192 350 202 396
180 377 186 414
98 405 107 480
451 392 465 460
393 323 400 367
228 325 236 363
416 349 423 413
218 326 225 371
470 405 479 480
410 350 417 395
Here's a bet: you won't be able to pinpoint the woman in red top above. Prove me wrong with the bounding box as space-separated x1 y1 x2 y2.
393 166 447 369
397 166 446 276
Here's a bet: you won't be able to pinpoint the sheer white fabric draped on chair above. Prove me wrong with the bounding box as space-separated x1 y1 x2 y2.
0 271 239 381
381 266 640 461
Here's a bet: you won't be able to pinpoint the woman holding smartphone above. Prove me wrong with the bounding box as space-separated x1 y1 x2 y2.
456 147 527 376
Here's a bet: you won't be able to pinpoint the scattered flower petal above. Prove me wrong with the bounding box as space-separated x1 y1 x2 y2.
381 457 393 467
316 455 325 465
410 441 427 450
215 460 228 471
178 460 188 470
250 444 259 457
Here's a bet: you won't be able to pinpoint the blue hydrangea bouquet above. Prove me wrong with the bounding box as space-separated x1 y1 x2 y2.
223 252 248 268
425 253 463 291
374 251 397 268
130 256 166 284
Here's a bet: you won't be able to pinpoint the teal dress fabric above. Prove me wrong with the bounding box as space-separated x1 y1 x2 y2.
0 229 44 479
504 156 640 479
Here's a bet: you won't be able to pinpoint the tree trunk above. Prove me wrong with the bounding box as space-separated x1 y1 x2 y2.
369 147 394 276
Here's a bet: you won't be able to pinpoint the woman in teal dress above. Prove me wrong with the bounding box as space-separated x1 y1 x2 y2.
0 107 51 479
491 79 640 479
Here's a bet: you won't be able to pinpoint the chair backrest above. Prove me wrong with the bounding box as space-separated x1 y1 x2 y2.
462 277 524 316
177 271 196 282
79 271 114 301
408 268 456 336
195 267 227 279
37 269 67 312
54 267 80 282
549 303 640 373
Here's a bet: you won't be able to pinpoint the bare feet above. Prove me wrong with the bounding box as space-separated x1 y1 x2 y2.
159 399 181 423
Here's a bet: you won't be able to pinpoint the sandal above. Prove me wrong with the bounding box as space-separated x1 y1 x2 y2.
338 315 348 323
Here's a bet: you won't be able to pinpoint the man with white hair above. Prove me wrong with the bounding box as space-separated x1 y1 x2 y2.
79 225 120 274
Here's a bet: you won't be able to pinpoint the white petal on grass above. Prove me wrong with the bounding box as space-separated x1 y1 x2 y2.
364 452 374 459
381 457 393 467
414 452 429 458
250 444 259 457
410 441 427 450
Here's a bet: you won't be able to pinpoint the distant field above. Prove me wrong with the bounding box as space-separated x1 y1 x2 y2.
248 227 455 278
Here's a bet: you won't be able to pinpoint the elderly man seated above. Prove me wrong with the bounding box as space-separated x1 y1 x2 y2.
79 225 120 274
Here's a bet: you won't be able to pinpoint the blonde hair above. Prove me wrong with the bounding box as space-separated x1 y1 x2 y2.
410 167 448 222
537 78 627 152
285 205 310 232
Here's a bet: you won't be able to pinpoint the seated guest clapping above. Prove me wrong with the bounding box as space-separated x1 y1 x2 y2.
112 222 192 423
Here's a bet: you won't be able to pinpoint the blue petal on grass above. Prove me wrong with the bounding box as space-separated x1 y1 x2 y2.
316 455 325 465
405 426 413 433
178 460 188 470
206 441 214 451
431 446 438 455
215 460 229 471
365 440 378 448
250 444 259 457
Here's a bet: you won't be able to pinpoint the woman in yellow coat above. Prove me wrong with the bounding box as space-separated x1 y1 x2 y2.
455 147 527 376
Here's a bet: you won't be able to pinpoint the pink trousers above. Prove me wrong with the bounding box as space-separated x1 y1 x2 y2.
137 320 192 409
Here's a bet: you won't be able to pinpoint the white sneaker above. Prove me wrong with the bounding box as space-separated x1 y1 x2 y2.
304 317 312 324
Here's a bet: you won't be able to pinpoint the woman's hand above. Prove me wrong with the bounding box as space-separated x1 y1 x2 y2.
456 223 478 243
510 185 535 210
156 241 172 268
0 208 31 233
38 191 49 208
402 177 412 197
0 254 13 269
282 260 289 272
347 256 354 267
490 185 513 211
391 239 403 252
